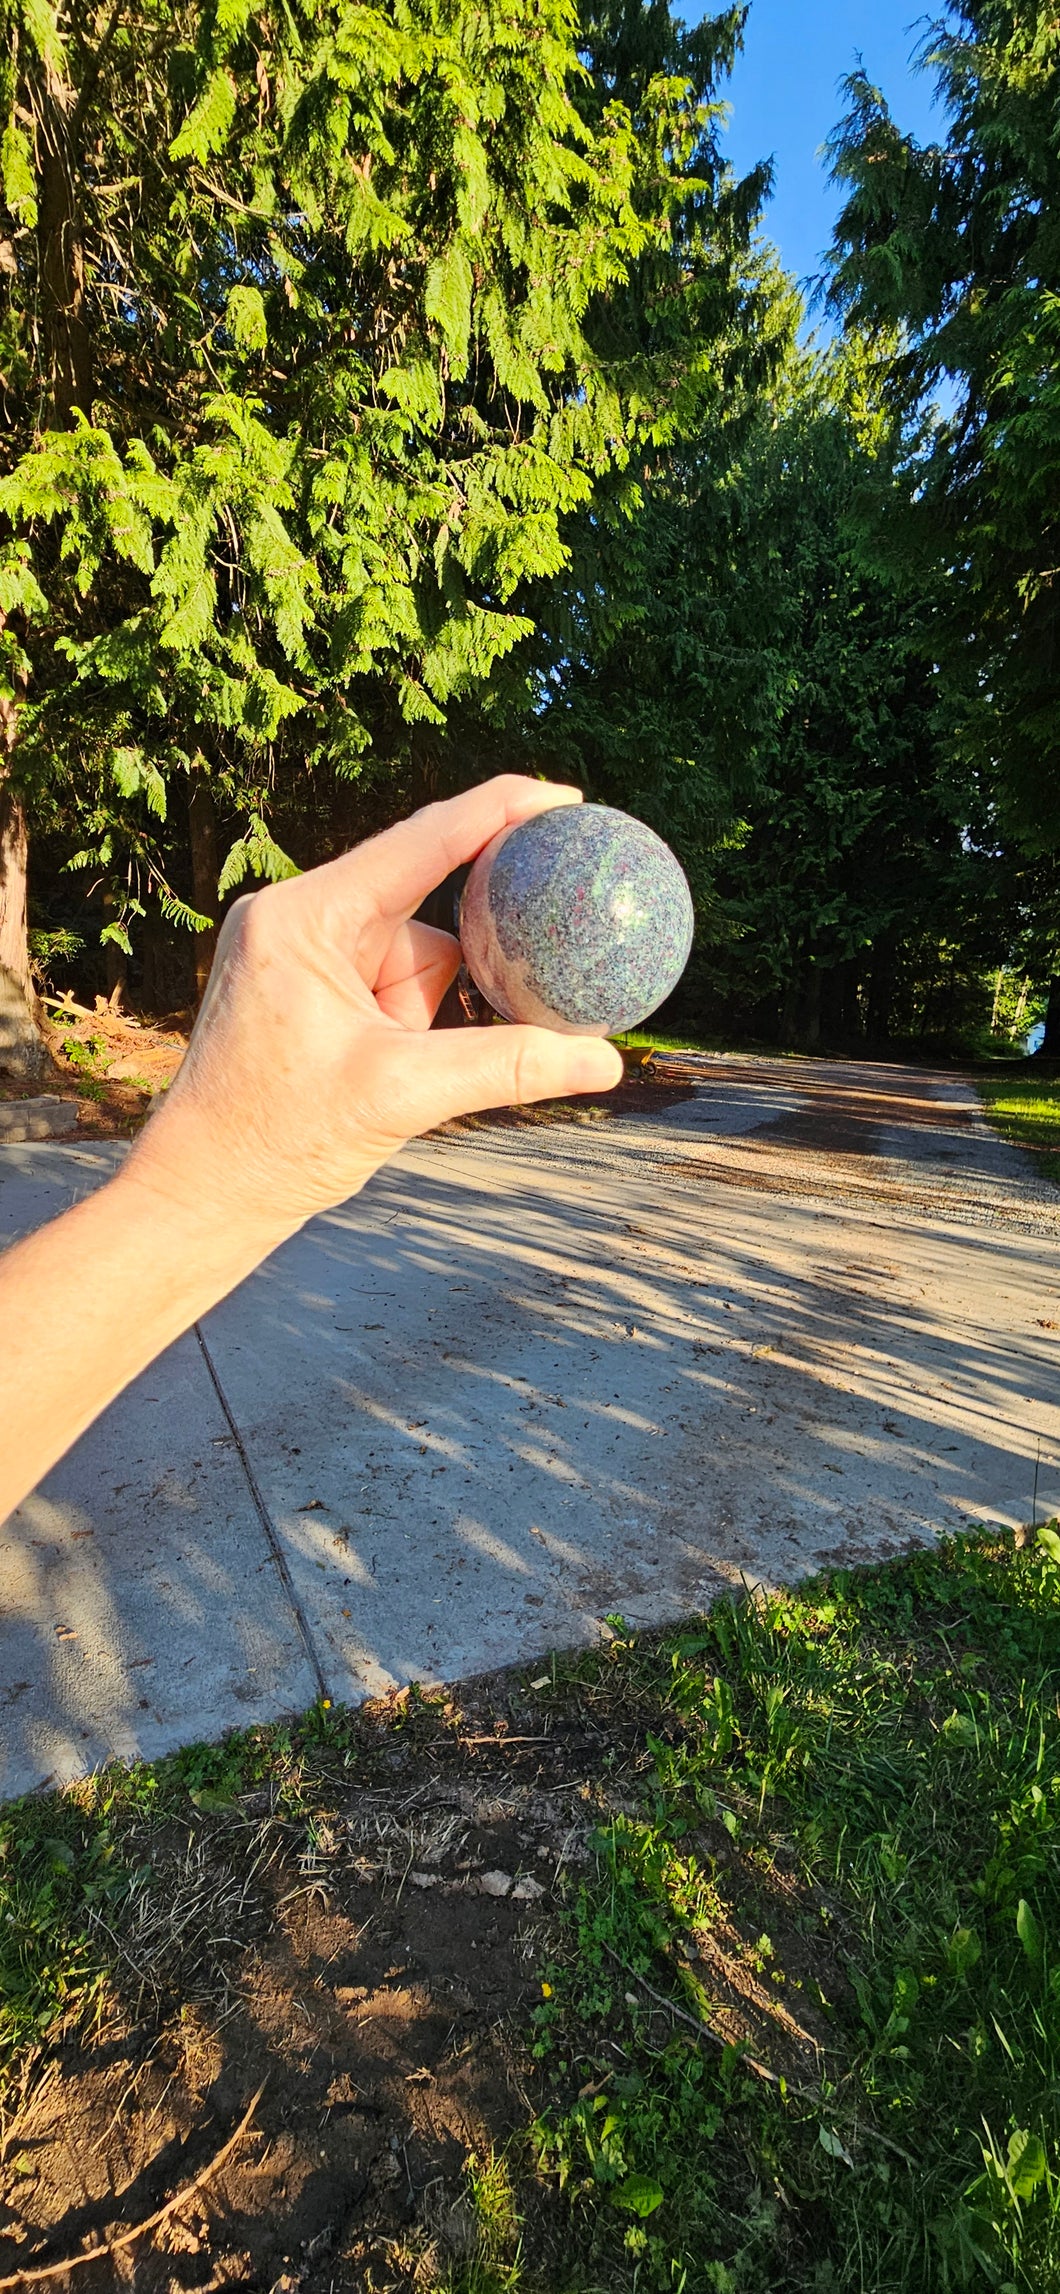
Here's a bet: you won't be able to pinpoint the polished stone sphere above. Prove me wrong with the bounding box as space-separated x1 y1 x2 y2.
459 802 694 1035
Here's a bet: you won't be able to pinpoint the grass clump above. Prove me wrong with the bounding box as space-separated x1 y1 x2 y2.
527 1530 1060 2293
976 1066 1060 1185
613 1027 731 1056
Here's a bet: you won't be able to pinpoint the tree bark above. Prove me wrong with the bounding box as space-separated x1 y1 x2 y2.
0 636 46 1078
187 781 220 1004
0 779 46 1079
819 963 846 1043
867 934 897 1045
102 888 128 1008
841 958 863 1038
778 976 800 1049
799 963 822 1050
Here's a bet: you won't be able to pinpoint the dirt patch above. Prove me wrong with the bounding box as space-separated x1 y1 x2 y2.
0 1003 190 1140
0 1673 839 2291
0 1689 596 2291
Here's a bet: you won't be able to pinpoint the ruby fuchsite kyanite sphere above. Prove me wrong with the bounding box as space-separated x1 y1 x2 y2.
459 803 694 1036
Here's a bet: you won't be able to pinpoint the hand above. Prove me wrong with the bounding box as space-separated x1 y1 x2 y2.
124 776 623 1252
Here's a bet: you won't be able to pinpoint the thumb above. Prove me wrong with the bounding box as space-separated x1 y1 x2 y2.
395 1022 624 1134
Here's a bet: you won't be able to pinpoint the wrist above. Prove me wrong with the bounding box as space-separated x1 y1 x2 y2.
111 1145 295 1299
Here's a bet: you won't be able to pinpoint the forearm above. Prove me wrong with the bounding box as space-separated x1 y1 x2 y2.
0 1165 285 1522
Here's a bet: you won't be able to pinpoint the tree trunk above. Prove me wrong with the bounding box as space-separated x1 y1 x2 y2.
841 958 863 1038
800 964 822 1050
819 964 846 1043
0 640 46 1078
102 888 127 1009
778 976 800 1049
1039 977 1060 1059
36 64 93 423
187 780 220 1004
867 935 897 1045
0 780 46 1079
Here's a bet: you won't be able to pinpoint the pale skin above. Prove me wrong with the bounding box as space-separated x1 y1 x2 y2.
0 776 622 1525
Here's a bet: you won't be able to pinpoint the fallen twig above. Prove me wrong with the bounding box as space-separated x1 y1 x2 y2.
606 1948 784 2088
605 1950 917 2167
39 995 97 1021
0 2079 267 2288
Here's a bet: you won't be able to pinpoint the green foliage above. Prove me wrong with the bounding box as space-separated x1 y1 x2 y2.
0 1797 128 2074
3 0 748 974
523 295 988 1047
701 349 983 1047
4 0 1046 1043
825 2 1060 862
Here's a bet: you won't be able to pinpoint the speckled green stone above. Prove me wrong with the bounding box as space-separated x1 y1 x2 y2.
459 803 694 1035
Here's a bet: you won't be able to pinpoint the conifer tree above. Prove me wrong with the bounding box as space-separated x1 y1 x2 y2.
0 0 712 1035
825 0 1060 1049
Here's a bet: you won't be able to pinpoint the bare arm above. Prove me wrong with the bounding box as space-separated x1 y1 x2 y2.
0 777 621 1522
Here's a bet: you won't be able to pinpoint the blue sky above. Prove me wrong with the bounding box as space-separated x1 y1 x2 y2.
704 1 945 295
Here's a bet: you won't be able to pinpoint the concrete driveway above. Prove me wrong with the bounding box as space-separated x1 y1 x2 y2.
3 1056 1058 1798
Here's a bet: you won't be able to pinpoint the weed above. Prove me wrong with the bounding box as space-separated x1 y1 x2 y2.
62 1035 106 1076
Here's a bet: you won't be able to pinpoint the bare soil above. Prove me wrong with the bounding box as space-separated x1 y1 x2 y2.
0 1668 845 2292
0 1003 190 1138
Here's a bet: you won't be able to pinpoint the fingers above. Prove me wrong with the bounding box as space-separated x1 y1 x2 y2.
374 923 461 1031
390 1022 623 1135
333 775 583 931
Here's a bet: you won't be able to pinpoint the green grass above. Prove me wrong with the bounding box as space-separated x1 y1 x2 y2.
976 1066 1060 1186
522 1531 1060 2293
4 1535 1060 2291
613 1027 733 1056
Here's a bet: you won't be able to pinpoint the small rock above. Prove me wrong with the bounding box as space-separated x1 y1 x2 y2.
478 1869 512 1897
0 1096 78 1142
410 1870 440 1889
511 1875 546 1902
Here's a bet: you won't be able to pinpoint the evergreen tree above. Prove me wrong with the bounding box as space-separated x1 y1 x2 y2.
0 0 712 1042
708 349 981 1047
491 10 783 910
825 1 1060 1049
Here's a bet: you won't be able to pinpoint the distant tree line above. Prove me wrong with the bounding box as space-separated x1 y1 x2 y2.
1 0 1057 1065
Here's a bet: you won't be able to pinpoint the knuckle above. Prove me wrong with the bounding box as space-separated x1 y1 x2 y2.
230 883 282 960
496 772 533 798
510 1032 551 1105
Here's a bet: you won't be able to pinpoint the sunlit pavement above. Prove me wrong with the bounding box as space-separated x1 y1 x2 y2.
3 1056 1058 1798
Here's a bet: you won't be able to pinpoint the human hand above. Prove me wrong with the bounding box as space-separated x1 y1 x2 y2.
123 776 623 1253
